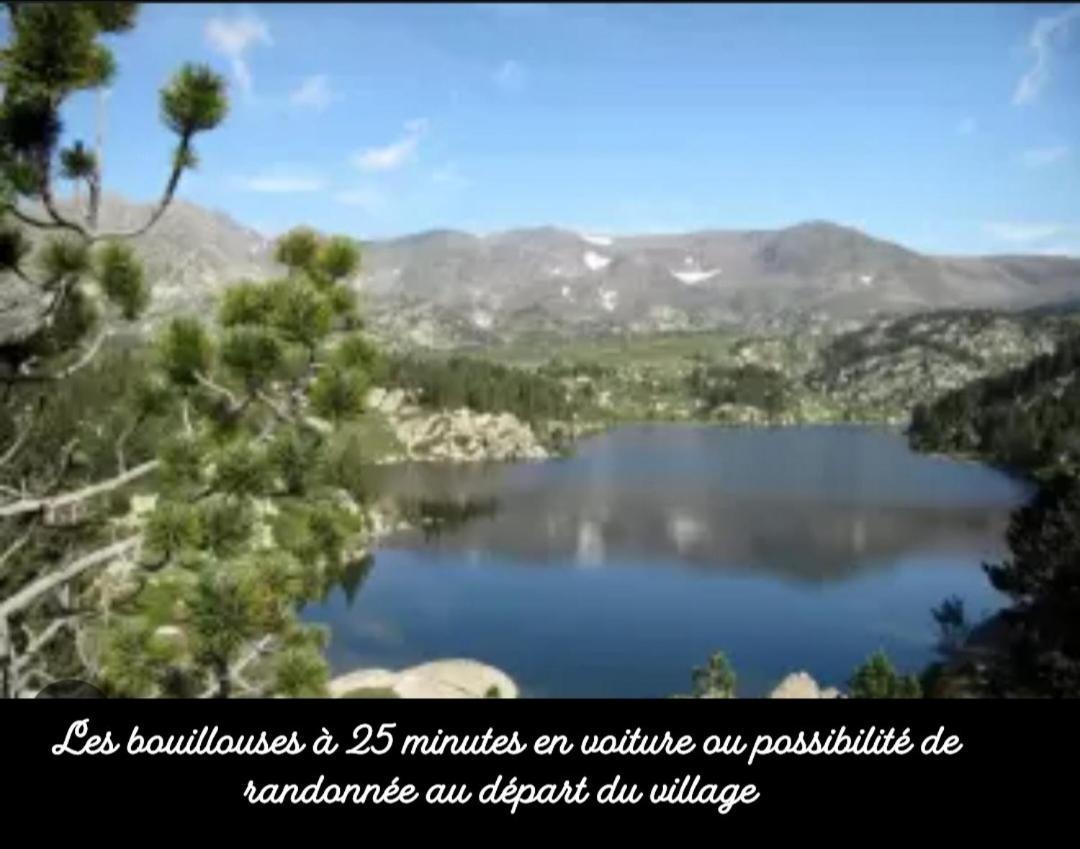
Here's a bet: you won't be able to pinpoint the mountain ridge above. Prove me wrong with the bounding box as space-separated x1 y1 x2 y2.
4 194 1079 348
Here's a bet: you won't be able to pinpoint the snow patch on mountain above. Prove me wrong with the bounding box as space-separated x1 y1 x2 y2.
471 310 493 329
671 268 721 285
583 251 612 271
598 288 618 312
581 233 613 247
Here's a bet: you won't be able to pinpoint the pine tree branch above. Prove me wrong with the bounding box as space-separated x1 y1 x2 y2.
38 163 92 240
2 203 85 236
114 412 148 475
0 395 46 469
257 391 332 435
89 134 193 242
38 437 79 496
0 528 33 572
10 264 50 290
195 370 241 409
199 634 276 698
11 616 73 676
1 420 33 471
0 534 141 621
7 129 190 243
39 275 74 323
0 460 157 520
3 330 109 384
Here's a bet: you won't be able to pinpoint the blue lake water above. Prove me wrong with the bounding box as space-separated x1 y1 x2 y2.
303 425 1031 697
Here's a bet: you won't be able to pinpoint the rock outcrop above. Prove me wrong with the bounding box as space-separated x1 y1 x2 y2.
367 387 549 463
768 671 843 699
328 659 519 699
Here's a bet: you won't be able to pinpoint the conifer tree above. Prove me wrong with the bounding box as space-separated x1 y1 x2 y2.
0 3 227 697
847 650 921 698
981 475 1080 696
95 227 374 698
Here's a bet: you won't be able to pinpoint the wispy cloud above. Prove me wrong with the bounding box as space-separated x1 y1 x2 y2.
204 9 273 95
290 74 336 111
956 117 978 136
1013 4 1080 105
235 166 325 194
493 59 525 92
983 221 1069 244
351 119 428 172
1019 144 1071 168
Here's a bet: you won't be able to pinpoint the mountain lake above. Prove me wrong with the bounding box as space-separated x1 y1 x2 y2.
303 425 1031 697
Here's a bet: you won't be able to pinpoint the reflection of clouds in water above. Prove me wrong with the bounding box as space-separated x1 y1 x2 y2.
364 427 1025 585
576 520 605 566
851 515 867 555
667 510 709 555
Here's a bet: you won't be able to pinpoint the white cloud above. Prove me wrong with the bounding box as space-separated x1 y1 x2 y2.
1019 144 1071 168
290 74 336 111
493 59 525 92
983 221 1069 243
204 10 272 95
1013 4 1080 105
956 117 977 136
351 119 428 172
235 167 324 194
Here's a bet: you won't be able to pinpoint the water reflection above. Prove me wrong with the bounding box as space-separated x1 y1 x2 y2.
365 426 1025 585
307 426 1031 697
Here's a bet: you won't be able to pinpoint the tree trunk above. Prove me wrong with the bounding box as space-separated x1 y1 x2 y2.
0 617 10 700
214 658 231 699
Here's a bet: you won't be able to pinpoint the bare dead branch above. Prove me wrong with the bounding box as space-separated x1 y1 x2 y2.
0 534 141 620
0 459 157 520
11 617 72 675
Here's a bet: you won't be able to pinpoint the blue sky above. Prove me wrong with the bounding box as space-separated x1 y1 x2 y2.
57 3 1080 255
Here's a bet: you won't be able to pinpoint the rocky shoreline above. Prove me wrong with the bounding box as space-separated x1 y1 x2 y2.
367 387 556 463
324 662 843 699
328 659 519 699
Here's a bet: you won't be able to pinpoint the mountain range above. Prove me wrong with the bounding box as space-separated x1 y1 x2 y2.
5 194 1080 348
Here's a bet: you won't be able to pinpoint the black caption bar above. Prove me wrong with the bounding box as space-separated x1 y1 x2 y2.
3 698 1074 827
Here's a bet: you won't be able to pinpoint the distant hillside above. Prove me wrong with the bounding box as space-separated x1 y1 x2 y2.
361 222 1080 344
909 330 1080 477
805 310 1068 422
1 193 275 346
4 194 1080 347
